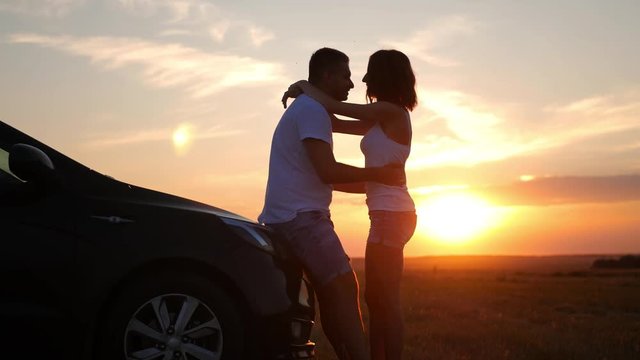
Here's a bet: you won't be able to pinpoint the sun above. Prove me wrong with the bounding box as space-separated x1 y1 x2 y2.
172 123 193 155
416 193 499 244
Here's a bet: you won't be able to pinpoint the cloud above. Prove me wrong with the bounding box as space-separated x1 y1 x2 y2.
9 33 285 98
85 124 242 147
408 88 640 172
0 0 84 17
209 21 230 43
408 87 534 169
248 26 274 47
472 174 640 206
547 92 640 120
552 96 609 114
116 0 275 47
159 29 193 37
381 15 477 67
538 91 640 149
117 0 217 23
85 128 168 147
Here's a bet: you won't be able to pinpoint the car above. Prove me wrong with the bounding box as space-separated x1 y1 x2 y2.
0 120 316 359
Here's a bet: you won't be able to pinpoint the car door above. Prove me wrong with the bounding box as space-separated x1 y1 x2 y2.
0 145 78 357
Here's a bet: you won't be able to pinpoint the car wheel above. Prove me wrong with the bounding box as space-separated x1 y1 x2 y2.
96 272 246 360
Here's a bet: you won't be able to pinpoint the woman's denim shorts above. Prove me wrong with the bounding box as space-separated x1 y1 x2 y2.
367 210 417 249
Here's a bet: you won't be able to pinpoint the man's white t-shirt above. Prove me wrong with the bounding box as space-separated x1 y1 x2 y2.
259 95 333 224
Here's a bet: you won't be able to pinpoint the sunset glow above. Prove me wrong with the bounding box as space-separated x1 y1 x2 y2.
417 193 500 244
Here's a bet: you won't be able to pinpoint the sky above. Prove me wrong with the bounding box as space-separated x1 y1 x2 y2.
1 0 639 257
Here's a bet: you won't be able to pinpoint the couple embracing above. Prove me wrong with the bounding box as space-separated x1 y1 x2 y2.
259 47 417 360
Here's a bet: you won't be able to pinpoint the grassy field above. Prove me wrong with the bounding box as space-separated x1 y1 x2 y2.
310 255 640 360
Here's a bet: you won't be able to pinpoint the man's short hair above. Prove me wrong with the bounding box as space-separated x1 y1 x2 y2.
308 47 349 85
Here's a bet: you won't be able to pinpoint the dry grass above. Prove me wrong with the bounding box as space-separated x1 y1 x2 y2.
310 256 640 360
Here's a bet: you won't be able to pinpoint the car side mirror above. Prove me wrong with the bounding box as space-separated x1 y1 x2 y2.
9 143 56 185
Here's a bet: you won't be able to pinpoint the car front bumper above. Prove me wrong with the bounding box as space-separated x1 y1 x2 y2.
262 277 316 359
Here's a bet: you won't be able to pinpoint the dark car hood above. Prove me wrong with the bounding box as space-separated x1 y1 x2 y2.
88 172 255 224
1 121 256 224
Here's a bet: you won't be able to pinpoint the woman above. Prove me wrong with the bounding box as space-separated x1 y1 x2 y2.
284 49 417 360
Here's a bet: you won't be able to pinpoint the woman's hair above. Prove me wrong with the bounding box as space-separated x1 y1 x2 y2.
308 47 350 85
365 50 417 111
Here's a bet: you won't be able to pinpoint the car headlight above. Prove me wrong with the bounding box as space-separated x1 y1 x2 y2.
221 217 275 254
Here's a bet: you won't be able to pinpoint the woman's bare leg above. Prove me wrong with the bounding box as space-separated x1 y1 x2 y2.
365 243 404 360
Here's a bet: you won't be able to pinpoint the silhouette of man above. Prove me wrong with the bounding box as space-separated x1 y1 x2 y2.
259 47 404 360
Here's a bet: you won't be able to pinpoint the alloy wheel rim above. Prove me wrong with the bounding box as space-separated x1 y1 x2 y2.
124 293 223 360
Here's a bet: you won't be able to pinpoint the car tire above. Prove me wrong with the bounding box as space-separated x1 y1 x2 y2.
96 271 247 360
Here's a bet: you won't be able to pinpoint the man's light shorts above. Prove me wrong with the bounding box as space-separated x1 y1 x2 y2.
268 211 352 286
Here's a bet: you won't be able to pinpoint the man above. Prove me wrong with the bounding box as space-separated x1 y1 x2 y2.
259 48 404 360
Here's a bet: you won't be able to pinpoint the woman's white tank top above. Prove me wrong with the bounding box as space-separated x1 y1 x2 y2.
360 121 415 211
